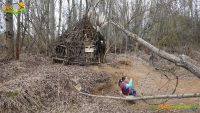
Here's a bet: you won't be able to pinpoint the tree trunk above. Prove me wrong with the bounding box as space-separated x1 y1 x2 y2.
72 0 77 23
45 0 50 55
0 0 3 32
5 0 14 59
85 0 88 15
16 0 22 60
106 0 112 52
134 42 138 53
110 21 200 79
80 92 200 101
79 0 82 20
49 0 55 40
58 0 62 36
67 0 71 28
21 0 30 51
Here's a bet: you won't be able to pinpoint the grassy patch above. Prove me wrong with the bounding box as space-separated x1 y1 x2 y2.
0 91 19 98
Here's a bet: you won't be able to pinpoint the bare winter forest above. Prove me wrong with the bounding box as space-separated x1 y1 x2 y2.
0 0 200 113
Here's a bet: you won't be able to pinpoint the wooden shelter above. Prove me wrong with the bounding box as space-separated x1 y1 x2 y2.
52 16 106 65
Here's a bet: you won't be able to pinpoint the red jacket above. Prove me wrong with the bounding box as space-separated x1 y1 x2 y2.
119 82 130 95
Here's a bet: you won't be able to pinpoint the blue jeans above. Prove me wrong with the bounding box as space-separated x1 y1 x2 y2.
129 88 136 96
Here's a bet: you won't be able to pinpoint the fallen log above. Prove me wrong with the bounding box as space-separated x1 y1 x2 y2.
110 21 200 79
80 92 200 101
72 77 200 101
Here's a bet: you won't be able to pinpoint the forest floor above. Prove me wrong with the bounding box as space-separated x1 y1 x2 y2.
0 51 200 113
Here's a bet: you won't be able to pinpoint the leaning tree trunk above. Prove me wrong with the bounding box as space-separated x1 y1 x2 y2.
110 21 200 79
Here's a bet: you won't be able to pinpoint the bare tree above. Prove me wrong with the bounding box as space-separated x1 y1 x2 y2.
67 0 71 28
5 0 14 59
58 0 62 36
16 0 22 59
49 0 55 40
79 0 82 20
21 0 30 50
72 0 77 23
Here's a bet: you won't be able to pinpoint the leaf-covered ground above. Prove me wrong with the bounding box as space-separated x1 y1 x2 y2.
0 53 199 113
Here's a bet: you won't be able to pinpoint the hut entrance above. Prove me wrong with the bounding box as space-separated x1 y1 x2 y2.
52 16 106 65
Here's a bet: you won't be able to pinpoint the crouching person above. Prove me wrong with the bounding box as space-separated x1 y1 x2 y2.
118 76 136 96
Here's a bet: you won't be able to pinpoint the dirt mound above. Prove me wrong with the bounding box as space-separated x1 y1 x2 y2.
0 57 112 113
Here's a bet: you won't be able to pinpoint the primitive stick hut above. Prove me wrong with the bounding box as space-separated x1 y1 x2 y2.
52 16 106 65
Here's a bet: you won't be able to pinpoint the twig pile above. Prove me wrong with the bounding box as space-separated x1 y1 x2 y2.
60 16 96 42
52 16 100 65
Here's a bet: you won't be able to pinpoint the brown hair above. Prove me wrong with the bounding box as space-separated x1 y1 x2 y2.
118 76 127 86
121 76 127 81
